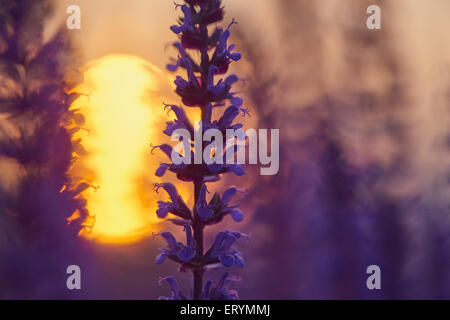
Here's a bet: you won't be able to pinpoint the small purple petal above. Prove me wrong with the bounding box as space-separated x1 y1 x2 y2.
181 5 193 27
155 163 169 177
229 164 245 176
167 63 179 72
158 276 182 300
222 187 238 204
174 76 188 90
170 25 186 34
219 254 235 267
228 52 241 61
156 253 166 264
156 183 178 202
177 246 196 262
218 106 239 128
230 97 243 107
156 201 170 218
230 208 243 222
158 144 173 159
164 121 184 136
198 205 214 220
225 74 239 86
158 231 177 251
234 254 244 267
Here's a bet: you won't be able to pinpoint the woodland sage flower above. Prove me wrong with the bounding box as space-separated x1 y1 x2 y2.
155 225 196 264
154 0 249 300
154 183 191 220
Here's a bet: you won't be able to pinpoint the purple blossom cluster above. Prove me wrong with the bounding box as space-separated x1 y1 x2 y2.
153 0 248 300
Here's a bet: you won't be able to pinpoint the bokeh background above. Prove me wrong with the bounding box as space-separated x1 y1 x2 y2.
0 0 449 299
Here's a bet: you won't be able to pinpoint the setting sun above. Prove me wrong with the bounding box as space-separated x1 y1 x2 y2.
69 54 172 244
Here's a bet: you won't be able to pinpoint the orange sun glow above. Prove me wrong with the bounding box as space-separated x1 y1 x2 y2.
68 54 179 244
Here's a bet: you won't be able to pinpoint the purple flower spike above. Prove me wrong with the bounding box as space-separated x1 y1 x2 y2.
154 0 249 300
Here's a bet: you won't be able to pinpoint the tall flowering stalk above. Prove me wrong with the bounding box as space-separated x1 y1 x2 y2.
0 0 88 243
0 0 91 297
153 0 248 300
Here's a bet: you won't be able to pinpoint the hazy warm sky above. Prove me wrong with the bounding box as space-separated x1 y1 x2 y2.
50 0 277 68
48 0 450 70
